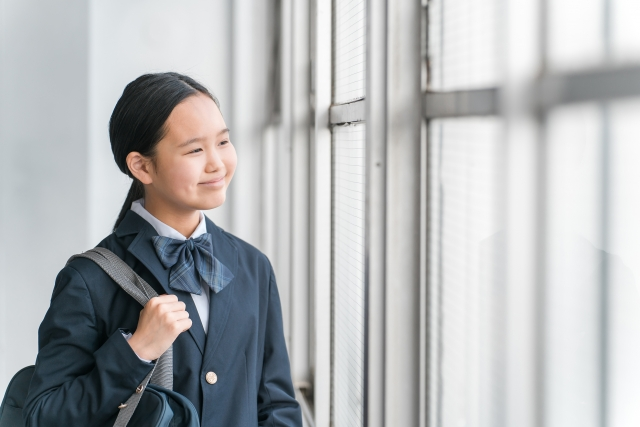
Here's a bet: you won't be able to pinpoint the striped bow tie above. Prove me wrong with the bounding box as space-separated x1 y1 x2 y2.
152 233 234 295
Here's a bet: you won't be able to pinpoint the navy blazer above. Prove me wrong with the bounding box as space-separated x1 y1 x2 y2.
24 210 302 427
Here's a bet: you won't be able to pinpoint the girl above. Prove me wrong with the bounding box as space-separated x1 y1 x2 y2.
23 73 302 426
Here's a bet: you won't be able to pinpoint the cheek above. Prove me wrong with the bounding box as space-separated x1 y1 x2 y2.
159 158 201 191
223 146 238 179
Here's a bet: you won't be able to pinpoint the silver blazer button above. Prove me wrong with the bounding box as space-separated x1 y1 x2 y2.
205 371 218 384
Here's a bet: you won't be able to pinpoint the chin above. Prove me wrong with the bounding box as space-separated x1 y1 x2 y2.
197 193 226 211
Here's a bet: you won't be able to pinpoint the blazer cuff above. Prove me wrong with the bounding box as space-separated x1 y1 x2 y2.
93 330 155 392
120 330 154 363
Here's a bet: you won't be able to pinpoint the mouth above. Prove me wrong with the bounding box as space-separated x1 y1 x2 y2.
199 176 226 187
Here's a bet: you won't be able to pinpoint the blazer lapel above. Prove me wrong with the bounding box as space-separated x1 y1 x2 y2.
173 289 206 355
202 217 238 367
116 210 206 354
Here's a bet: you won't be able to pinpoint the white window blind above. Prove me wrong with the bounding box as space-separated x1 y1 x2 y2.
332 123 366 427
428 118 503 427
428 0 500 91
333 0 366 103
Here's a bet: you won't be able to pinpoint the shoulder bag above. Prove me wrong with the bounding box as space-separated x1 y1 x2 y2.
0 247 200 427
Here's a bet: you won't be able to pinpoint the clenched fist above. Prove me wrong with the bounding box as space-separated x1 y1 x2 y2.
127 294 192 361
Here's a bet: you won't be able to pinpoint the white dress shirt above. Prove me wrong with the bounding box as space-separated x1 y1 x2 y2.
130 199 211 334
123 199 211 363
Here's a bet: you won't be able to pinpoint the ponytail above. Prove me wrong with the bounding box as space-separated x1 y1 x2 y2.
113 179 145 232
108 72 219 232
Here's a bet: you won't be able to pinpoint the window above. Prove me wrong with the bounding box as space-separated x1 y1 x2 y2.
607 100 640 426
330 1 367 425
333 0 366 103
428 0 500 91
425 0 505 425
332 123 366 427
427 118 504 427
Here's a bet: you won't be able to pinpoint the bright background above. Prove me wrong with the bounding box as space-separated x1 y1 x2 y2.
3 1 640 427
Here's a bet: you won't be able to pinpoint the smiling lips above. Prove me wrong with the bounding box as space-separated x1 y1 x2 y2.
199 176 225 187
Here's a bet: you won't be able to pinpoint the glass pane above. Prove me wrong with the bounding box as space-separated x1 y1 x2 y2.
428 118 504 427
549 0 640 69
333 0 366 103
544 104 603 427
428 0 500 91
547 0 604 71
608 99 640 427
612 0 640 65
544 100 640 427
332 123 365 427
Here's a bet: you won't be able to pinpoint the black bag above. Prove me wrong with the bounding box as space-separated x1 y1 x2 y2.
0 366 34 427
0 369 199 427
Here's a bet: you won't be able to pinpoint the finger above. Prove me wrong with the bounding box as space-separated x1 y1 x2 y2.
177 318 193 332
161 301 187 312
155 301 186 316
167 310 190 322
145 294 176 309
156 294 179 303
155 302 187 315
145 297 160 309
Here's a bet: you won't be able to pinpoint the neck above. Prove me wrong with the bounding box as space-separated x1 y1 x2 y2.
143 196 201 238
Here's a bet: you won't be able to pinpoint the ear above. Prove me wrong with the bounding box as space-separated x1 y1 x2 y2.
126 152 155 185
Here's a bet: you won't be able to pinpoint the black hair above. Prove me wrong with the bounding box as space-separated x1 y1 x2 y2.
109 72 219 231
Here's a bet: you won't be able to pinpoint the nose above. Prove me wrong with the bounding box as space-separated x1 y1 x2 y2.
206 146 225 173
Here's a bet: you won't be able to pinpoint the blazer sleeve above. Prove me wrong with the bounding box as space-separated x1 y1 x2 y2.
23 264 154 427
257 267 303 426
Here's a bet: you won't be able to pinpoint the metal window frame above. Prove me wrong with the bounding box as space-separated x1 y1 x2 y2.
535 65 640 109
288 0 314 422
423 87 500 118
310 0 333 426
364 0 387 426
329 98 366 124
417 65 640 122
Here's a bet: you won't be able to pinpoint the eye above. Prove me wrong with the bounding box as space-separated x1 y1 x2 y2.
219 140 229 146
188 148 203 154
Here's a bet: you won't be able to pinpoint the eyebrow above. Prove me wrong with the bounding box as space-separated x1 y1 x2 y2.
177 128 230 148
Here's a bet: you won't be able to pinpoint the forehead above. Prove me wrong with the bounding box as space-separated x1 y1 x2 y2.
164 93 226 140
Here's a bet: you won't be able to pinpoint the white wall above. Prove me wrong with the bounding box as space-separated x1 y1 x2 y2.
0 0 277 394
88 0 233 245
0 0 90 395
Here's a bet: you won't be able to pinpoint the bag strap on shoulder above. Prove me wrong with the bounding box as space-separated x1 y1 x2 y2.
69 247 157 305
68 248 174 426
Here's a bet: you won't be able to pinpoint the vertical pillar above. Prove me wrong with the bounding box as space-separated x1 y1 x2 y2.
365 0 387 425
311 0 333 424
502 0 542 425
384 0 422 425
290 0 312 385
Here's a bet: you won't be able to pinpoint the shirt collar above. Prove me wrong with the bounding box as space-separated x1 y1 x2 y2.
131 199 207 241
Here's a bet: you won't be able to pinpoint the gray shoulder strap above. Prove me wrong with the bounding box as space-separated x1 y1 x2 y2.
68 247 158 305
67 248 174 426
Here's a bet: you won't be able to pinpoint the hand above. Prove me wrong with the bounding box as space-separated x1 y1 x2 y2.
127 294 192 361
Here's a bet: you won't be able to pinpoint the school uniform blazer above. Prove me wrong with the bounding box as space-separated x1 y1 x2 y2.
24 210 302 427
